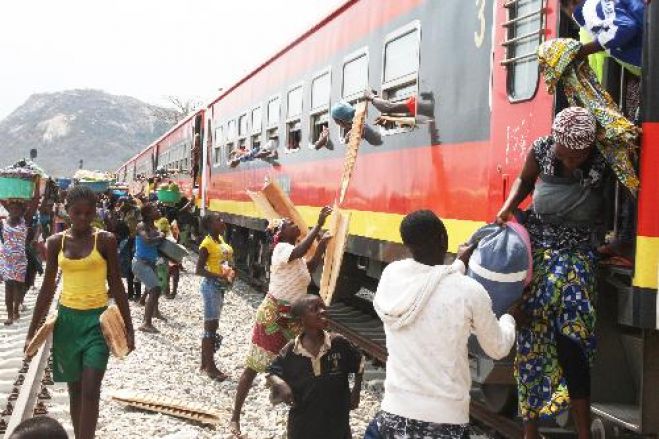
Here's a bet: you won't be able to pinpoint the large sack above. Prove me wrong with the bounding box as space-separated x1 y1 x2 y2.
466 222 532 317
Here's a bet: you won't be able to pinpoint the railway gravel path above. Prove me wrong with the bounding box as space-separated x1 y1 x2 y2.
95 259 383 439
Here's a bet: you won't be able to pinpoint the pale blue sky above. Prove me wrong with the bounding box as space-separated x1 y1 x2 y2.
0 0 344 119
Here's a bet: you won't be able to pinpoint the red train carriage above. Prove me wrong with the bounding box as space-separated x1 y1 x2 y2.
154 109 204 199
120 0 659 435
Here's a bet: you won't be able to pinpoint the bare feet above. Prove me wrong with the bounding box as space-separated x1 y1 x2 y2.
4 318 13 326
229 420 243 438
203 368 228 382
138 324 159 333
154 310 168 321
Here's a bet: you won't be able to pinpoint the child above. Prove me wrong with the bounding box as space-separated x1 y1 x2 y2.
266 294 364 439
9 416 68 439
133 202 166 332
154 211 172 298
1 200 31 325
26 185 134 439
195 212 234 381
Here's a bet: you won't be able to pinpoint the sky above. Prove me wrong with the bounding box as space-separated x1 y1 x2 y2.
0 0 345 120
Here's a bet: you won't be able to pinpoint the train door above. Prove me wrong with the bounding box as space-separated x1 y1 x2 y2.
488 0 555 216
193 113 204 188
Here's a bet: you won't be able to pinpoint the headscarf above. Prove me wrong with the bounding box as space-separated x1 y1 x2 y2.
330 101 355 123
552 107 597 150
537 38 639 193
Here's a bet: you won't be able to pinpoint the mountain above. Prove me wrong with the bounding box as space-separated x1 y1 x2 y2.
0 89 179 176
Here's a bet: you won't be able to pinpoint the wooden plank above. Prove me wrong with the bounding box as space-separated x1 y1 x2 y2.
319 207 351 305
246 189 281 224
338 101 367 204
261 179 316 257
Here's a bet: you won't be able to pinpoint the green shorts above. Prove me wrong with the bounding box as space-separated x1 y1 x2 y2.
53 305 109 382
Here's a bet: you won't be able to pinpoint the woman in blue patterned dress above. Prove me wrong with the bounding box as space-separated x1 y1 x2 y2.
497 107 606 439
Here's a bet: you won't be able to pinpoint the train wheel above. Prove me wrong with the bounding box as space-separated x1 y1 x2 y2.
481 384 517 416
591 417 616 439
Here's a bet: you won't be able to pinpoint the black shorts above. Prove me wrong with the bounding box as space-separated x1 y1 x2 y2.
556 332 591 399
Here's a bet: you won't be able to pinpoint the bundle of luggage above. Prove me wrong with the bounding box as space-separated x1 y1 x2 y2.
74 169 113 193
0 160 45 200
156 181 181 204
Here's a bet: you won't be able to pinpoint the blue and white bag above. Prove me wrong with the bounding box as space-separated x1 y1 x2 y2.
466 222 533 317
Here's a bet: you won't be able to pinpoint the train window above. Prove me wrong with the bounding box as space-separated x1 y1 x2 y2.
251 106 262 134
227 119 237 141
238 113 248 139
311 71 330 111
310 69 331 146
287 120 302 151
342 49 368 102
503 0 545 101
267 96 280 128
252 133 261 151
213 126 223 165
287 86 303 119
287 86 303 152
382 22 420 102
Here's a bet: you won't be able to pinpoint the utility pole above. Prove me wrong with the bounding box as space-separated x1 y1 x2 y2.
79 159 83 169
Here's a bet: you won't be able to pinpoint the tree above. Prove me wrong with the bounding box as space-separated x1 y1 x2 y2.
165 95 202 122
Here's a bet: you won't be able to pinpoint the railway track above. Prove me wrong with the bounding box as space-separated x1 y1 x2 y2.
0 278 66 438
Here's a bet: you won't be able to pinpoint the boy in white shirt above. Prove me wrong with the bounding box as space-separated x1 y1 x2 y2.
366 210 522 439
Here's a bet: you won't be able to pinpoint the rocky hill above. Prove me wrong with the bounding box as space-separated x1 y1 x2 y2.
0 89 179 176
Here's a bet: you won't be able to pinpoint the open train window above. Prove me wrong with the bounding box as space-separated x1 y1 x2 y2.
286 85 303 152
342 49 369 103
238 113 248 139
502 0 545 102
310 69 330 147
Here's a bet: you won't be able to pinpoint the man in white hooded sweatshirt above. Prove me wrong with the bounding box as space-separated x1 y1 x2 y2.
365 210 520 439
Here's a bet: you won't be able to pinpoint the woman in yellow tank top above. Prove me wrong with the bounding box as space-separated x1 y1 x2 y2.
26 186 134 439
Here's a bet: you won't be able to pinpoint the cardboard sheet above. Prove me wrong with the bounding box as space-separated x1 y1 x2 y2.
338 101 367 204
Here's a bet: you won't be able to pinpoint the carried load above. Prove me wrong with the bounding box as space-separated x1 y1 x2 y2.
74 169 113 193
110 182 129 198
156 181 181 205
0 159 45 201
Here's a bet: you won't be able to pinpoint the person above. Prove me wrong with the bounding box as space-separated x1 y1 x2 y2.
364 210 517 439
53 192 68 233
196 212 235 381
38 200 53 238
364 89 417 116
230 206 333 437
8 416 68 439
192 133 201 186
254 134 279 159
133 202 166 332
267 294 363 439
176 196 195 248
154 209 173 298
496 107 604 439
560 0 645 75
1 200 32 325
118 197 142 300
330 102 382 146
25 185 135 439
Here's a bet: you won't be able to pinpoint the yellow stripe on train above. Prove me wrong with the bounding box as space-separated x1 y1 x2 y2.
634 236 659 290
208 198 485 253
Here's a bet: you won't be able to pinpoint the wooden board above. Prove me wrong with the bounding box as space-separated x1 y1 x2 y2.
260 179 316 257
247 189 281 224
319 207 351 305
111 391 223 426
338 101 367 204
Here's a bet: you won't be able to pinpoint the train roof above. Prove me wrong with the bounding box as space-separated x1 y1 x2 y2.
207 0 356 108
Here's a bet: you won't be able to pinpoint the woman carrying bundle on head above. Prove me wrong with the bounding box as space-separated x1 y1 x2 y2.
229 206 333 437
25 185 134 439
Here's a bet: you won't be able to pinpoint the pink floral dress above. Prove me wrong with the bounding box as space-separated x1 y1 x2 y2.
0 219 28 283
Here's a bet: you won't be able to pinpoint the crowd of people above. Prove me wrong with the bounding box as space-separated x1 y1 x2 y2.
2 1 649 438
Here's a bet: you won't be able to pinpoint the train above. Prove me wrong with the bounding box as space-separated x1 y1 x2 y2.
116 1 659 437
